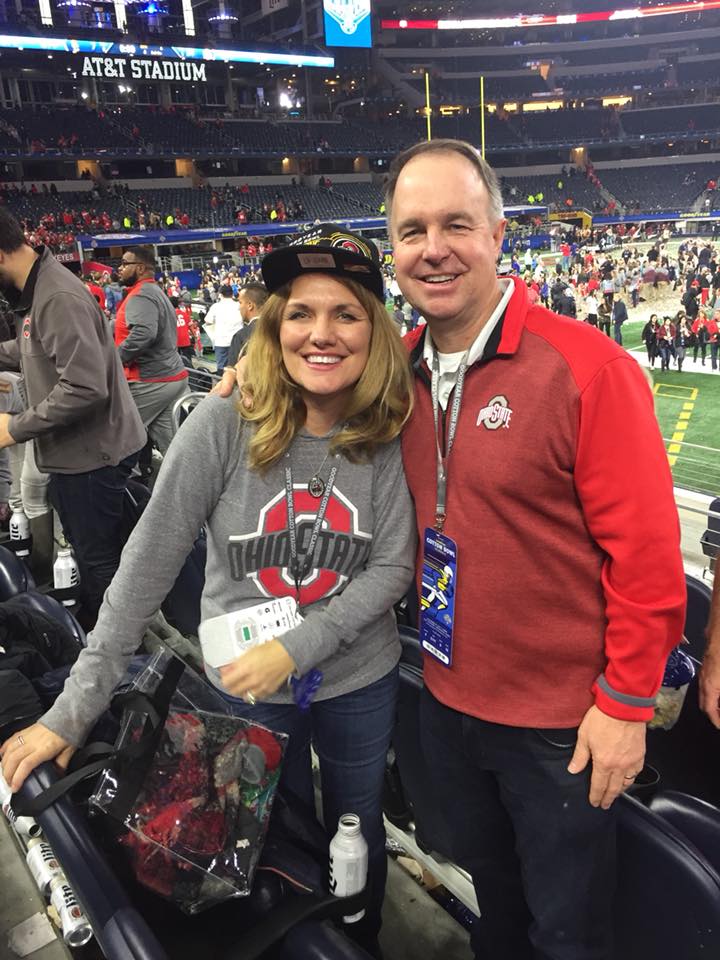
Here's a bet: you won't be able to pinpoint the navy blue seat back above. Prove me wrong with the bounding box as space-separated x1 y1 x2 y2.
615 794 720 959
11 590 86 650
684 573 711 662
162 533 206 637
392 626 458 860
0 543 35 599
644 574 720 806
649 790 720 876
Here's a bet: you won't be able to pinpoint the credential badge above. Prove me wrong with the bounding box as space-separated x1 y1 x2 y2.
477 395 513 431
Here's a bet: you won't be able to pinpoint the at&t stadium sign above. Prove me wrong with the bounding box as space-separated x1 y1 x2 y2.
82 56 207 82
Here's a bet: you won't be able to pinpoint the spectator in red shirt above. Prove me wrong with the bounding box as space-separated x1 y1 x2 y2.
84 276 106 311
171 296 194 363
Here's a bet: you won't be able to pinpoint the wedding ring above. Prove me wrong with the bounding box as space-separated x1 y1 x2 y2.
16 735 25 746
245 691 257 706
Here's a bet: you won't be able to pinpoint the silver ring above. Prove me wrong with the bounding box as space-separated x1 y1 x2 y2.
16 735 25 746
245 691 257 706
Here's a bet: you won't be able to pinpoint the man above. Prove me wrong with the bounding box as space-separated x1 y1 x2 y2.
708 311 720 372
203 284 243 372
226 282 268 368
115 246 189 455
386 140 685 960
612 295 628 344
171 295 194 365
212 282 268 397
0 210 145 622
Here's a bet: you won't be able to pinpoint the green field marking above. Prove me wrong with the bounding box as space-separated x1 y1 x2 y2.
650 370 720 492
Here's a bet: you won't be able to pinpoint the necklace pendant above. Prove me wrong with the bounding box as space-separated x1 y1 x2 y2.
308 475 325 498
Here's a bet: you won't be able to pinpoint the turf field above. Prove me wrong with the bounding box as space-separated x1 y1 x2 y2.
621 323 720 495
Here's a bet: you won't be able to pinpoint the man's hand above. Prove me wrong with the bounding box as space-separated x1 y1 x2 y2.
567 705 646 810
209 356 251 406
0 723 76 792
699 647 720 729
218 640 297 702
210 368 236 398
0 412 16 449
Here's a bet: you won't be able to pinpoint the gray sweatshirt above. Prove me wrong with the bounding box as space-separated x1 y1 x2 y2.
41 395 416 747
118 281 187 382
0 248 145 473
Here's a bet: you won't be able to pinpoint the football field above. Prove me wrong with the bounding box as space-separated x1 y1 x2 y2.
623 321 720 495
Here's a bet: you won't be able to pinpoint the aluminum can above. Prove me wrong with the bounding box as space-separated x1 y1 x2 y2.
49 876 93 948
1 793 41 839
26 838 63 896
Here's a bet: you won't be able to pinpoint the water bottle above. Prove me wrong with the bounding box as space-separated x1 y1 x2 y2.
329 813 368 923
53 547 79 605
9 509 30 557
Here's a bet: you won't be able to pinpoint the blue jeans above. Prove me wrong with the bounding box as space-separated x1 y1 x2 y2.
215 345 229 373
420 688 616 960
613 322 623 345
48 452 138 621
225 666 399 940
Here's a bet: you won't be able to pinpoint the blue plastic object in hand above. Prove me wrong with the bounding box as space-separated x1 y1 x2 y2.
290 669 323 711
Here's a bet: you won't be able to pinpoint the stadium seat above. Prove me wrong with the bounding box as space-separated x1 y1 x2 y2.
648 790 720 874
10 589 86 651
614 794 720 959
684 572 712 661
390 629 720 959
0 543 35 599
171 390 207 433
389 626 465 860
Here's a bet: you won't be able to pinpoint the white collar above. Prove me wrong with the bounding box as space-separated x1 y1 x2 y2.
422 279 514 367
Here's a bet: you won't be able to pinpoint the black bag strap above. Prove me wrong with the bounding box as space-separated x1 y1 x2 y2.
220 889 369 960
12 655 185 819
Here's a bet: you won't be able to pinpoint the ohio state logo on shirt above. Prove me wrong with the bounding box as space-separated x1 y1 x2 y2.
477 395 513 431
227 486 371 606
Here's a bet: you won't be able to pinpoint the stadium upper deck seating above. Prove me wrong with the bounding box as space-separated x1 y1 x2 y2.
621 104 720 137
599 163 720 212
513 107 620 145
553 68 668 96
501 173 606 213
677 59 720 86
0 108 134 152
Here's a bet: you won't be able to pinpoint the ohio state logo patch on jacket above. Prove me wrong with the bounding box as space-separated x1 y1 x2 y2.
477 395 513 430
227 486 371 606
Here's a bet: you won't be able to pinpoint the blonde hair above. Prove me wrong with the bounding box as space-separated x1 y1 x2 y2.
240 276 414 470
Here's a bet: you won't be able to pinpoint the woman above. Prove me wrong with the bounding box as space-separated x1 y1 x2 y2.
656 316 675 372
0 227 416 955
673 310 691 373
641 313 659 367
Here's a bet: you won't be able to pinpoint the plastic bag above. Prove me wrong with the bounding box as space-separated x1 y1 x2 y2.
90 650 287 913
649 646 696 731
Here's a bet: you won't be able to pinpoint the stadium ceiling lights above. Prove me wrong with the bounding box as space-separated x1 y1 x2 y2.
382 0 720 30
0 35 334 68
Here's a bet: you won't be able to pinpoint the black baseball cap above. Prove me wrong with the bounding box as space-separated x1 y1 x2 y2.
261 223 384 303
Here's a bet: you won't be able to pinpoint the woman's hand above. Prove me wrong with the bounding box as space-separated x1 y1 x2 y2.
219 640 297 702
0 724 76 792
